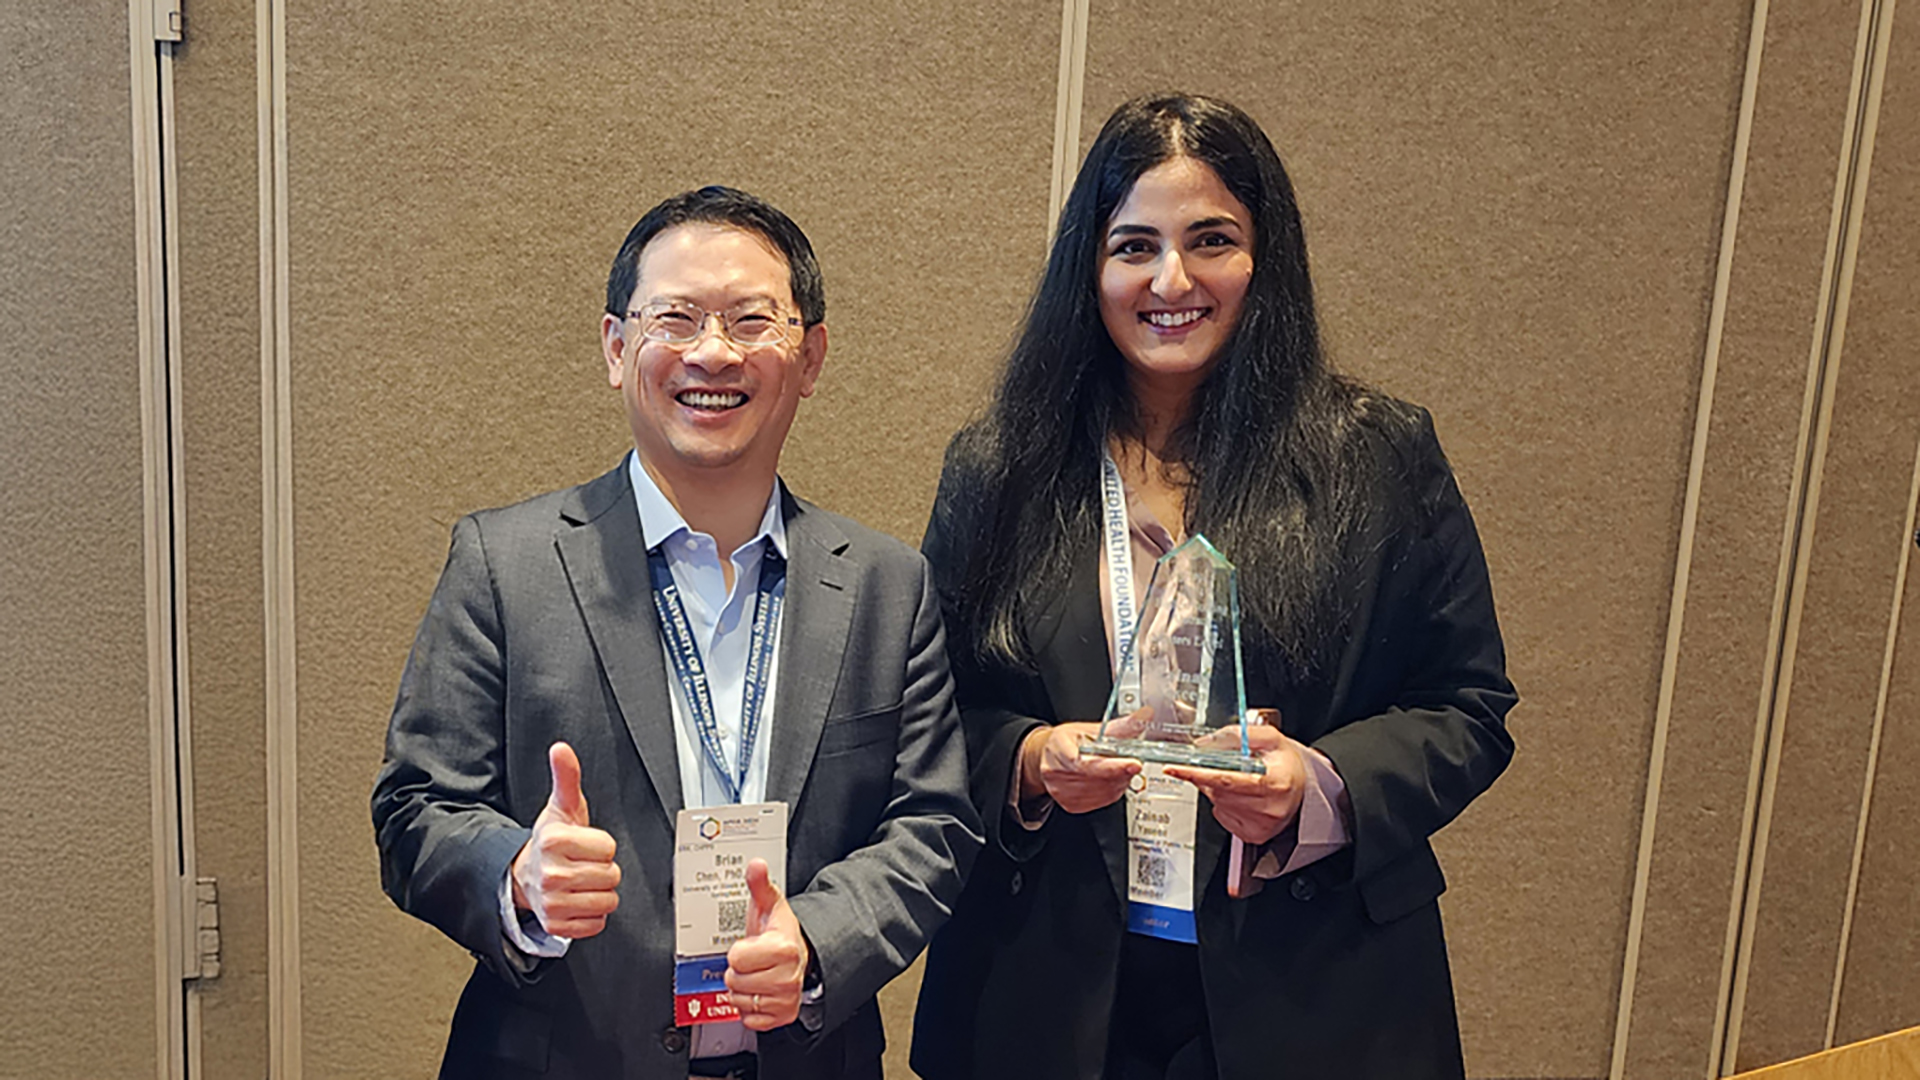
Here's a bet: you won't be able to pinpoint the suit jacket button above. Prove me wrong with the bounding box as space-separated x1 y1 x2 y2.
1009 870 1023 896
1289 876 1316 902
661 1027 689 1055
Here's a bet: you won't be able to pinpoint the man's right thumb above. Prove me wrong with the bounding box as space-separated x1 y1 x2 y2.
547 741 588 824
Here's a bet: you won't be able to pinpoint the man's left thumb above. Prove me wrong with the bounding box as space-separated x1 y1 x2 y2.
744 858 781 937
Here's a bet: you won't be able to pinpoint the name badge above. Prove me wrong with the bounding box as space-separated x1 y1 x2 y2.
672 802 788 1025
1125 763 1198 944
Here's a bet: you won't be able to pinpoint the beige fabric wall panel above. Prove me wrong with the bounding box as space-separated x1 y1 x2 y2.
1733 4 1920 1064
1081 3 1752 1076
172 0 271 1074
0 4 161 1078
277 2 1056 1074
1836 538 1920 1046
1822 0 1920 1051
1621 1 1872 1075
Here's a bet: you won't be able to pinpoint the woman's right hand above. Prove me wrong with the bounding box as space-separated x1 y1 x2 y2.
1017 719 1144 814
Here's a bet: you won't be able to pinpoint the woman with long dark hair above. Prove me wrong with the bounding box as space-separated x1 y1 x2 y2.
909 94 1517 1080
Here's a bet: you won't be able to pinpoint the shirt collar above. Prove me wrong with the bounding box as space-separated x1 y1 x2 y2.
626 451 789 561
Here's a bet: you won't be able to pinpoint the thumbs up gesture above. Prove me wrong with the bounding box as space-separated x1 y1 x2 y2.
723 858 811 1030
509 742 621 938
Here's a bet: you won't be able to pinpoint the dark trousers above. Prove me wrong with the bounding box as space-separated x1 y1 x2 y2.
1104 933 1218 1080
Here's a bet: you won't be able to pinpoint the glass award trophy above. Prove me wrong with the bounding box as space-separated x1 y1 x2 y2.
1084 534 1265 774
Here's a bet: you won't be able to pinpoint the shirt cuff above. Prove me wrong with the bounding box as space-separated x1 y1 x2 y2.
1251 743 1353 880
498 870 571 960
797 956 826 1032
1005 745 1054 831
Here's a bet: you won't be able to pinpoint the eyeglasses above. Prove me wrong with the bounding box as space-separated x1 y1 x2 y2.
625 302 802 348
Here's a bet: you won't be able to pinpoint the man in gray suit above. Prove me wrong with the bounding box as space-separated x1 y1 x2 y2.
373 186 981 1080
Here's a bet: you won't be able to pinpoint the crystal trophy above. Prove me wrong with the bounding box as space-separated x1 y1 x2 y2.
1083 534 1265 774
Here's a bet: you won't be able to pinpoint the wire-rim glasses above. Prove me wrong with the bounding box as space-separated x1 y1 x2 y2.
625 301 802 348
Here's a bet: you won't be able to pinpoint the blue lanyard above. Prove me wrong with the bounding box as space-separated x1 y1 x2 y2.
647 545 786 805
1100 450 1141 691
1100 450 1139 650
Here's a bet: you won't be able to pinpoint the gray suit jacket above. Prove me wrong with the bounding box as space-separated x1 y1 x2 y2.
373 464 982 1079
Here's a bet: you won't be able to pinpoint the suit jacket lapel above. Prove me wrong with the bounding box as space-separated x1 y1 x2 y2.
765 490 855 811
554 466 683 822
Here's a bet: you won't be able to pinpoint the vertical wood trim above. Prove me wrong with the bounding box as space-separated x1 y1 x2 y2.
131 1 187 1076
1046 0 1091 237
1710 189 1827 1080
1720 0 1893 1070
1609 3 1772 1076
157 34 204 1080
260 0 303 1074
1822 9 1910 1032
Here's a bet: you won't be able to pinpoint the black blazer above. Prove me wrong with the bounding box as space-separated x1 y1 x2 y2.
372 466 982 1079
910 407 1517 1080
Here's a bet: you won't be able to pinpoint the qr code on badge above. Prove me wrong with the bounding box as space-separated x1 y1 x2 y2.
1134 852 1171 894
717 898 749 939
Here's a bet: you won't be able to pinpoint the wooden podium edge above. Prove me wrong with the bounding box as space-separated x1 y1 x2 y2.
1730 1026 1920 1079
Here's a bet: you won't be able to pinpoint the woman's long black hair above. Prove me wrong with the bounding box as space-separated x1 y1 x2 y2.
949 92 1408 676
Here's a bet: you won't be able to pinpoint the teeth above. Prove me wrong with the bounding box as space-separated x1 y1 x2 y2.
678 390 745 409
1144 309 1205 328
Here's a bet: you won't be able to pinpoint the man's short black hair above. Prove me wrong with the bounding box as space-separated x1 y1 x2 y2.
605 186 825 326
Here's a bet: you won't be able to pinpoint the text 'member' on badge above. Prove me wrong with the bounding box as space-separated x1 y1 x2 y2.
1124 761 1199 944
673 802 788 1026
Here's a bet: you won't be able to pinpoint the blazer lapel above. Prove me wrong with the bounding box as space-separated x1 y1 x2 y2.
764 491 855 811
1032 549 1133 909
554 466 683 822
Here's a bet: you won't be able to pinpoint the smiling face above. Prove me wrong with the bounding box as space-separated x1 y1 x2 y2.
602 223 825 488
1098 156 1255 404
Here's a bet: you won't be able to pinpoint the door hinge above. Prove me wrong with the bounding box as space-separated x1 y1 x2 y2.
183 876 220 981
153 0 182 43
